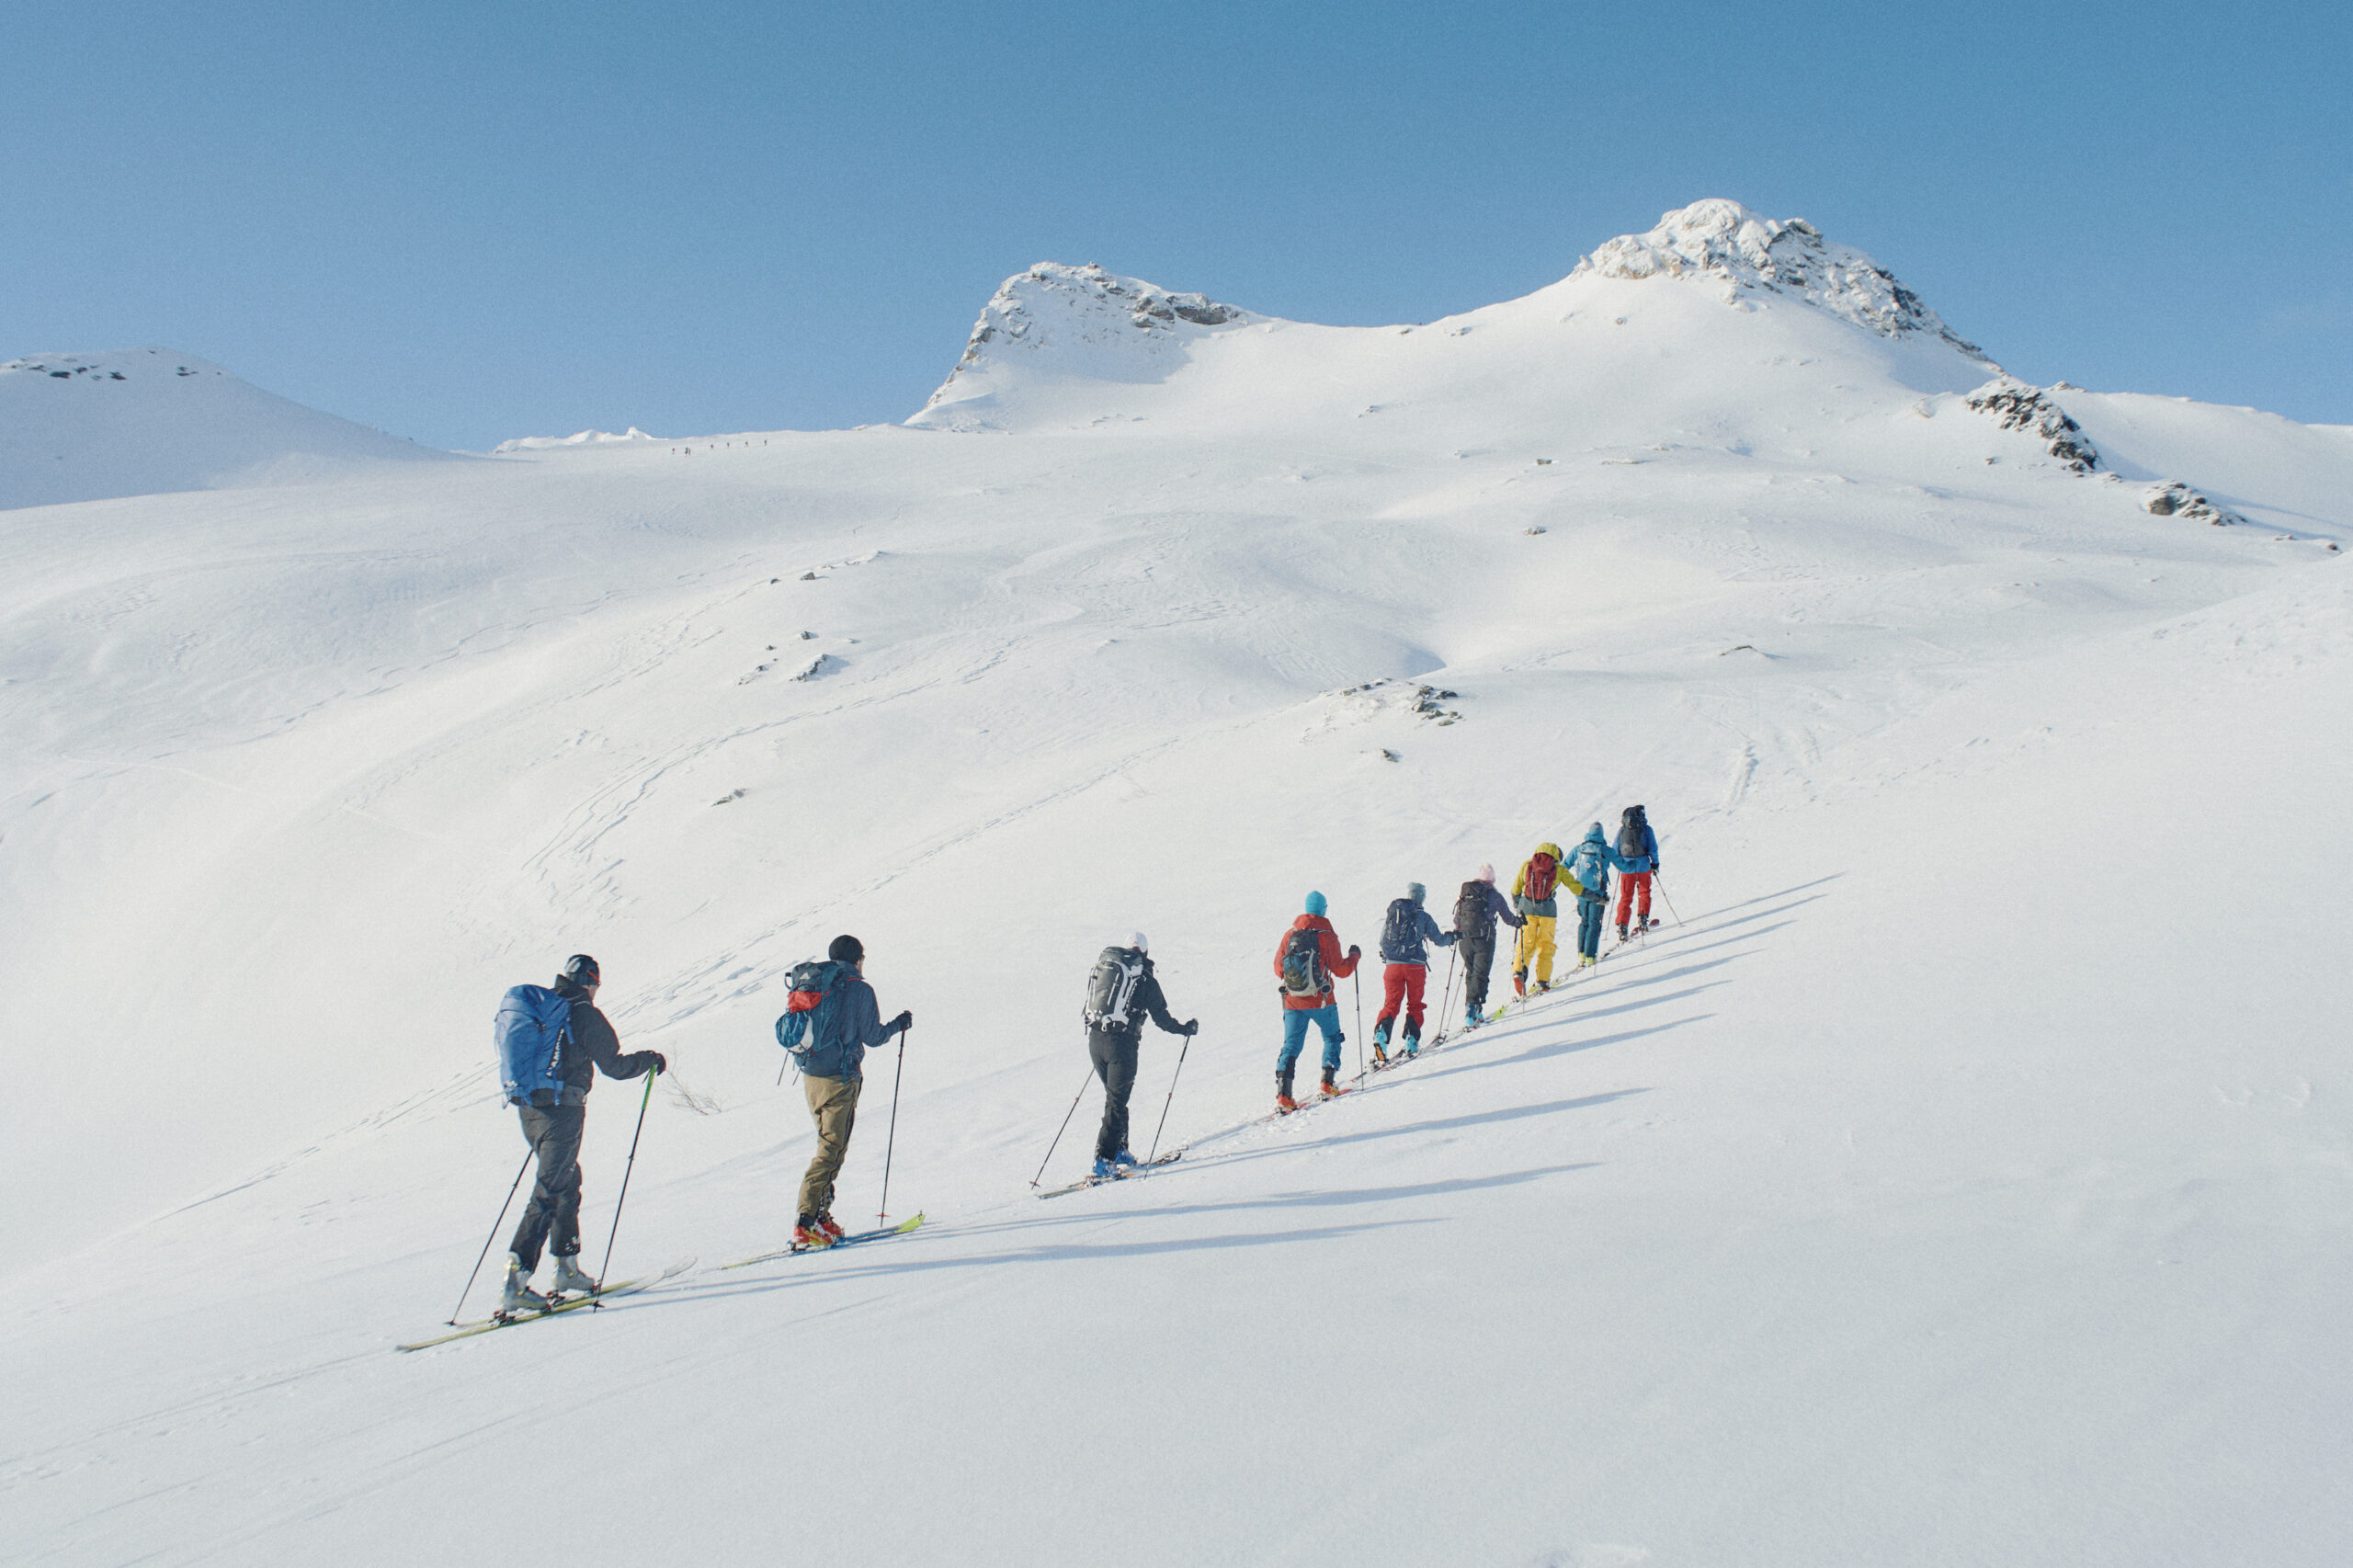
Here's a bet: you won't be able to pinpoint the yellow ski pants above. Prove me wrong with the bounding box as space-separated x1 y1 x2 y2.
1514 915 1558 985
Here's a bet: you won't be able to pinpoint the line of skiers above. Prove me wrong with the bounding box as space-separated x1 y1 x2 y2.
484 809 1660 1306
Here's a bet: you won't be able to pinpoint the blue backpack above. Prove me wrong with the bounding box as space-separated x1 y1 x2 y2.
495 984 575 1107
1571 842 1608 899
775 960 847 1063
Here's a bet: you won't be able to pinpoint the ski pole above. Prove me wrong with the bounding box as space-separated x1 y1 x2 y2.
449 1131 542 1324
1352 970 1364 1079
1430 946 1458 1045
876 1023 908 1222
1657 875 1685 928
1031 1062 1098 1187
592 1065 658 1298
1146 1033 1193 1165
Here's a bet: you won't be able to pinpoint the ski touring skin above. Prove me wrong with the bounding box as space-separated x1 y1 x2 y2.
720 1211 927 1270
1039 1151 1184 1199
398 1257 696 1351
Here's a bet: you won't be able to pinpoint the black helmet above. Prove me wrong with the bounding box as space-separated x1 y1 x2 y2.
828 934 864 965
560 953 600 986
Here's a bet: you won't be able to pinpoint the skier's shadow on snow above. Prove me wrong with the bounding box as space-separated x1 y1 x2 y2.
1413 1017 1707 1084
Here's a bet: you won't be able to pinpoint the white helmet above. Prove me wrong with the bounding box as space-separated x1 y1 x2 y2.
1130 931 1149 954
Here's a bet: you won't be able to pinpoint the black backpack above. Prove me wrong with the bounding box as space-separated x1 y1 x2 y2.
1619 805 1649 861
1381 897 1421 956
1453 880 1487 935
1083 947 1147 1028
1279 926 1330 998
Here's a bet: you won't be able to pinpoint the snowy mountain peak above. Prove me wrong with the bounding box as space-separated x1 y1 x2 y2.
1 346 453 510
1571 199 1990 361
912 263 1255 429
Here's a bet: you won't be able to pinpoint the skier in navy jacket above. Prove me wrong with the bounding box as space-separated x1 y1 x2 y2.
1373 883 1457 1060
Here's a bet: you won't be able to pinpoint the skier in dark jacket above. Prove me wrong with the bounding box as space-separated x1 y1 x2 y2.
1372 883 1456 1061
1082 933 1196 1178
505 955 665 1310
1449 865 1525 1028
792 934 911 1248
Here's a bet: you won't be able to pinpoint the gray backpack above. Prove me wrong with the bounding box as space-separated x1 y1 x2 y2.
1084 947 1147 1028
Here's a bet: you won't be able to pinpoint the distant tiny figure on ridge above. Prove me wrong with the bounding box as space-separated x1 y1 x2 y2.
1081 933 1196 1179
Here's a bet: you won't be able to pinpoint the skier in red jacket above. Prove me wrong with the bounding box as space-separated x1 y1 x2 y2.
1272 891 1361 1110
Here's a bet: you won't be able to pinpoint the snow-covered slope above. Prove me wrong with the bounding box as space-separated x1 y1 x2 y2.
5 204 2351 1567
0 347 456 510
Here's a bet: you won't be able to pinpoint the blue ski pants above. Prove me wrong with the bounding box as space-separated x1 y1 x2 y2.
1277 1005 1346 1076
1576 896 1607 960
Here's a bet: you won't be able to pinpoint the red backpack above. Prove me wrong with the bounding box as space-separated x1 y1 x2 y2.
1524 853 1558 903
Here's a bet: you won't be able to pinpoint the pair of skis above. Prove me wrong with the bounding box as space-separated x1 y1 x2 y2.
397 1257 697 1350
719 1211 928 1269
1038 1150 1183 1199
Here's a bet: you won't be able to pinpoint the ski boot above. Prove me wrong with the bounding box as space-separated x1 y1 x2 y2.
1532 977 1552 994
549 1254 599 1297
815 1212 847 1242
501 1254 550 1312
1615 923 1629 942
1319 1072 1345 1099
1370 1020 1391 1065
1400 1024 1421 1060
1111 1149 1140 1170
1512 971 1528 997
1465 1001 1481 1029
1275 1067 1299 1114
1092 1156 1117 1180
793 1213 834 1249
1582 953 1597 969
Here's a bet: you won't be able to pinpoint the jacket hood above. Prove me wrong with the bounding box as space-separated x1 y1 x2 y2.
1536 842 1563 860
1291 912 1335 932
1584 824 1608 844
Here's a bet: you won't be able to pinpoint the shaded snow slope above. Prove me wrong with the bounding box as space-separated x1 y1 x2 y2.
0 348 457 511
6 222 2353 1565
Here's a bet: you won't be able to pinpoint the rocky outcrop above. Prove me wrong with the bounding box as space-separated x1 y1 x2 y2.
1965 377 2099 472
914 263 1255 428
1572 199 1991 360
2141 481 2245 527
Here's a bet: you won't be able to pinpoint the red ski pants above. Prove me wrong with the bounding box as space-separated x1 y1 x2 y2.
1615 871 1653 927
1376 962 1427 1036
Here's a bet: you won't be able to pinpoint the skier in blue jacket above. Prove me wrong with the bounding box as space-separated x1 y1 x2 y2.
1373 882 1457 1061
790 935 911 1248
1567 824 1631 968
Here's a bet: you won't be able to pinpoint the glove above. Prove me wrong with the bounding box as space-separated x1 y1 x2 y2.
643 1052 667 1075
1182 1018 1199 1036
1347 944 1361 960
889 1010 914 1035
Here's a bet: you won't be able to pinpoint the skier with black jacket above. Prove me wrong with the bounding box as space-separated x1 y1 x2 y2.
1450 865 1525 1028
503 955 665 1310
1082 934 1196 1178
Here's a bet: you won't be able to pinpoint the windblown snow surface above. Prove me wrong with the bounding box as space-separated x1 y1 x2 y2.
5 201 2350 1566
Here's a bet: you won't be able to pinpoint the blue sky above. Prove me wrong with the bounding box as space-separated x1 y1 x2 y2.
6 1 2346 449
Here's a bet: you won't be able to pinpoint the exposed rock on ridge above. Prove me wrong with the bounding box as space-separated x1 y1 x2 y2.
914 262 1256 427
1573 199 1991 361
1966 377 2099 472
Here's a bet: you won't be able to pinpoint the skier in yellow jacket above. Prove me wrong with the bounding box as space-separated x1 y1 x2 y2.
1510 842 1587 995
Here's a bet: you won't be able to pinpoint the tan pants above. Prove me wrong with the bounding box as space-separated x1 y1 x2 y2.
798 1072 862 1220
